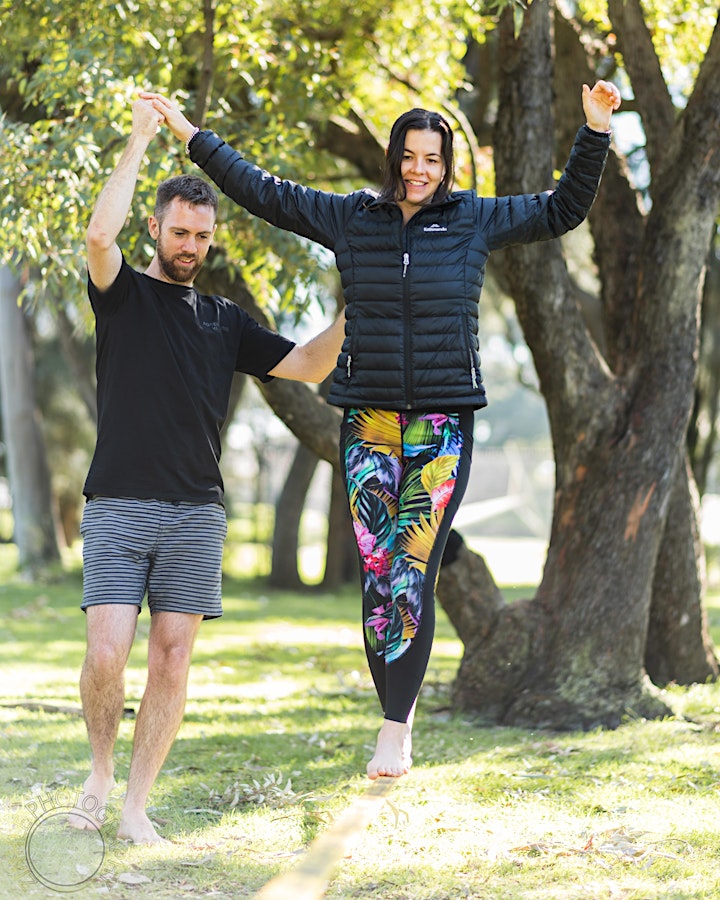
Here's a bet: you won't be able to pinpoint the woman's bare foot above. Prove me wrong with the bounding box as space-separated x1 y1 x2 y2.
67 772 116 830
117 808 169 845
367 718 413 779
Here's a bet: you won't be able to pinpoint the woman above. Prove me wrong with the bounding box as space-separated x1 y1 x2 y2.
145 81 620 779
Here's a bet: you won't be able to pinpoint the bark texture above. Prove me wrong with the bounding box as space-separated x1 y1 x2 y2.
645 454 719 684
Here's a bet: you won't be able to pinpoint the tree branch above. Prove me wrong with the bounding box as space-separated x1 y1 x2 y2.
553 10 645 373
607 0 675 181
663 14 720 198
493 1 611 431
192 0 216 127
257 378 342 470
312 108 385 183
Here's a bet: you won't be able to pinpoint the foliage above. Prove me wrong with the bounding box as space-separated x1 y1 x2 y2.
1 543 720 898
0 0 475 321
642 0 716 99
575 0 715 101
2 0 714 320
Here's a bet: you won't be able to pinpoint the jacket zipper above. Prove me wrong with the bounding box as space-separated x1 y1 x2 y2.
402 244 413 408
469 350 479 389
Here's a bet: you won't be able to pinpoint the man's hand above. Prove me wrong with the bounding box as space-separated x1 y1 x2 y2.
131 97 165 140
139 92 197 145
582 80 621 133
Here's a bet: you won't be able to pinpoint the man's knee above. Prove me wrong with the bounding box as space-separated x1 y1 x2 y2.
84 604 138 678
84 639 129 680
147 639 195 683
147 612 201 680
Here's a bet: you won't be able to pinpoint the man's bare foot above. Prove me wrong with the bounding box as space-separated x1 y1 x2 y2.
367 718 413 780
67 772 116 830
117 809 169 845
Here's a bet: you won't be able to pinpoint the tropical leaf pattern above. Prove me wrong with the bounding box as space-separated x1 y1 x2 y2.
342 408 466 663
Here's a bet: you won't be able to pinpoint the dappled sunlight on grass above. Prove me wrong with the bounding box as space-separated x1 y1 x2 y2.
2 662 82 701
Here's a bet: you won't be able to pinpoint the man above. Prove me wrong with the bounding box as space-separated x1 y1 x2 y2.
68 97 344 844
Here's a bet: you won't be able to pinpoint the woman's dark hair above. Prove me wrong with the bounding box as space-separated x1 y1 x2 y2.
154 175 219 223
378 108 454 204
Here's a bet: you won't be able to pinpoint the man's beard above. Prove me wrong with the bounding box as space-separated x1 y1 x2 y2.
156 241 204 284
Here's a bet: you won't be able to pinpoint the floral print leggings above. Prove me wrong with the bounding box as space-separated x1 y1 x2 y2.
340 407 474 723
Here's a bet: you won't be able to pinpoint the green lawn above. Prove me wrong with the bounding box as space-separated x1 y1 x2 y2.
2 542 720 898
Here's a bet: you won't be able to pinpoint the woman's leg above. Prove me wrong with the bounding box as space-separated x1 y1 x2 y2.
366 410 473 777
341 408 474 777
383 409 474 721
340 409 403 714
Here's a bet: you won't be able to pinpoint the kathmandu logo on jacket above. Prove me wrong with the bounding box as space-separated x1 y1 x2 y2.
423 223 448 232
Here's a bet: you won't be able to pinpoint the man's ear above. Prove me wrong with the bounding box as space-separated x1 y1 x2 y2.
148 216 160 240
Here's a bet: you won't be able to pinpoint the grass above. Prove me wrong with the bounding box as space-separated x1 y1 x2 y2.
1 541 720 898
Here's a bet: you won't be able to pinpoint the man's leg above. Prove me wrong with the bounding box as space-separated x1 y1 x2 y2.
69 604 139 829
117 610 202 844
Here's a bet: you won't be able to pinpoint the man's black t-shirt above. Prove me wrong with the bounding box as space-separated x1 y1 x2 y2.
83 257 295 505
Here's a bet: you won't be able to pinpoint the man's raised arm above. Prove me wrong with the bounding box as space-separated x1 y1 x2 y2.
86 99 164 291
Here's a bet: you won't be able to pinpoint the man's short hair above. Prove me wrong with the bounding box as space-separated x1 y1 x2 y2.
154 175 219 223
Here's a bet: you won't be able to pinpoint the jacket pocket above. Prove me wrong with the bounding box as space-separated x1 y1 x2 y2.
342 320 361 381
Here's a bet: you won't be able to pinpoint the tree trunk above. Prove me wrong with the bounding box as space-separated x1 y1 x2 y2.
554 1 719 688
688 238 720 496
438 532 543 723
54 305 97 424
268 440 319 589
435 0 720 729
497 0 671 728
322 466 357 590
645 454 719 684
0 267 61 574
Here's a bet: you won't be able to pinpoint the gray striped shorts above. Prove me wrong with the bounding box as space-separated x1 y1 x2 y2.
80 497 227 619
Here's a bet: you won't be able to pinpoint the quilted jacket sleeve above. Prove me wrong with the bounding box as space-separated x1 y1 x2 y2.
482 125 611 252
189 131 356 251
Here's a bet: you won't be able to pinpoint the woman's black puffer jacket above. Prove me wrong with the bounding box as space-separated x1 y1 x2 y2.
190 125 610 412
